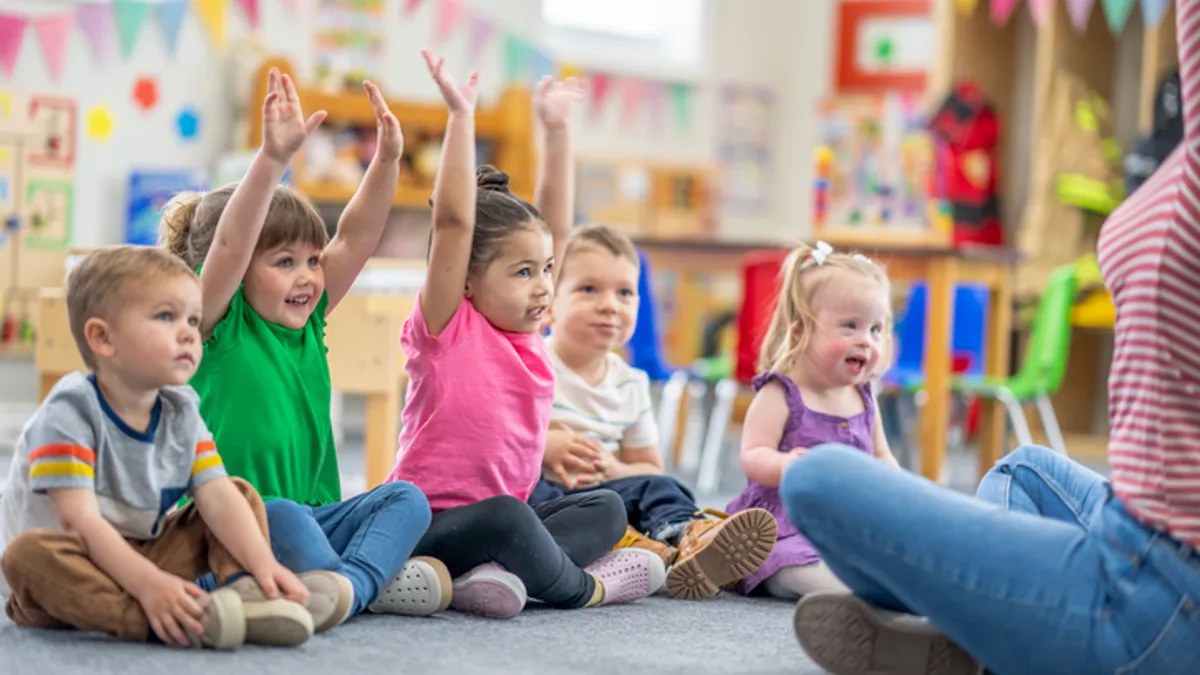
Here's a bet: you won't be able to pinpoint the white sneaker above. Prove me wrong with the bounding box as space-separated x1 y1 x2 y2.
585 548 667 606
368 557 453 617
450 563 527 619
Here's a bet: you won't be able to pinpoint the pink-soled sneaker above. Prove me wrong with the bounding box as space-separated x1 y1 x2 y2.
583 548 667 606
450 563 527 619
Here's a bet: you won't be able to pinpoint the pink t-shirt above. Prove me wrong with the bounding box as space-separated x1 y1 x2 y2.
387 295 554 512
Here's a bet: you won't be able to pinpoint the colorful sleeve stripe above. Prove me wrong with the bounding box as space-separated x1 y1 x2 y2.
192 440 223 476
29 443 96 480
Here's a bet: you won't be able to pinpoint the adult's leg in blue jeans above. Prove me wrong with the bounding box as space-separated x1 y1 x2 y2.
268 482 432 614
780 444 1172 675
975 445 1109 526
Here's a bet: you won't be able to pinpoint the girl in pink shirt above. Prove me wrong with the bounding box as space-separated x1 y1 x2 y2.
384 50 665 619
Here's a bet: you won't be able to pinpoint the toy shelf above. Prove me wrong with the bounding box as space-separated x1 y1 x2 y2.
246 57 536 208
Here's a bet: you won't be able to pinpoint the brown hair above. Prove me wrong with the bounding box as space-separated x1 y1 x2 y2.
758 242 894 376
159 183 329 271
66 245 198 370
429 166 546 276
558 224 639 286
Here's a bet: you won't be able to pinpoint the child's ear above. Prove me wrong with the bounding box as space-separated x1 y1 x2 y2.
84 318 115 360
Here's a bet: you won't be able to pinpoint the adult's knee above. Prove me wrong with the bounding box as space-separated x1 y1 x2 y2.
373 481 432 530
780 444 868 524
995 445 1054 471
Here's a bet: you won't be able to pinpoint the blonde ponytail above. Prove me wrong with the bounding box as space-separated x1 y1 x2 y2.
159 192 203 268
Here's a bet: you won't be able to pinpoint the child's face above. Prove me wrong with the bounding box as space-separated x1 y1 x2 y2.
549 245 639 356
467 227 554 333
800 271 890 388
244 241 326 330
97 275 203 388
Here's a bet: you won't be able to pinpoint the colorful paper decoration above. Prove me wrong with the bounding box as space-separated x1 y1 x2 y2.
156 0 189 56
114 0 152 58
1142 0 1173 28
1067 0 1097 32
954 0 981 15
194 0 229 50
559 62 581 81
620 79 642 126
177 106 201 141
467 14 494 63
32 13 73 81
434 0 465 45
133 77 159 112
990 0 1021 25
403 0 426 17
0 92 11 118
86 105 115 141
530 49 556 85
236 0 260 29
0 14 27 78
502 34 530 83
588 73 612 118
1029 0 1054 26
1102 0 1136 33
77 3 115 63
645 81 666 130
670 83 692 130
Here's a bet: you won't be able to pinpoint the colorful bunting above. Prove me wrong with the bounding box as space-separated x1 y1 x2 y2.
403 0 426 17
954 0 981 16
1142 0 1172 28
620 79 642 126
114 0 152 58
670 83 692 130
530 49 556 85
587 73 612 118
990 0 1021 25
502 34 530 84
467 14 494 64
236 0 261 29
1028 0 1054 27
1101 0 1135 34
645 82 666 130
194 0 229 50
32 12 73 81
0 14 25 78
155 0 189 56
433 0 464 45
1067 0 1097 32
77 3 115 63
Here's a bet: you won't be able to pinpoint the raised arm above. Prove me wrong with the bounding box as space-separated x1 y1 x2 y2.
532 77 585 284
322 81 403 315
199 69 325 337
420 50 480 336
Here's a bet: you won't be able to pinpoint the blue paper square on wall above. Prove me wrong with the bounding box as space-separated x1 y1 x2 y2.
125 169 210 246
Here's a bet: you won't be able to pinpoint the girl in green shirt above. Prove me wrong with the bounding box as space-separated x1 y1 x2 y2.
162 67 448 630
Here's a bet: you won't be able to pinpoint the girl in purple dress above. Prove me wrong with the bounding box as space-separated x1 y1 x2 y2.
727 241 901 599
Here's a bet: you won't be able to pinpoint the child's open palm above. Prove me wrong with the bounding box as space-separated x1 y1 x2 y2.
262 67 327 163
534 76 585 130
363 81 403 162
422 49 478 115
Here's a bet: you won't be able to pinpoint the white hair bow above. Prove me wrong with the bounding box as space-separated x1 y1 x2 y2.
810 241 834 265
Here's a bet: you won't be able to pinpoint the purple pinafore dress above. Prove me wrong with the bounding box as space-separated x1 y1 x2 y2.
726 371 875 595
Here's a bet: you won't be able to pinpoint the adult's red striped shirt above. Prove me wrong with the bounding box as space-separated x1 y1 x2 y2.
1097 0 1200 547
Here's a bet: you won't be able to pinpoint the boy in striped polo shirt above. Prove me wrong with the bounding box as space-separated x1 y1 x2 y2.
0 246 319 650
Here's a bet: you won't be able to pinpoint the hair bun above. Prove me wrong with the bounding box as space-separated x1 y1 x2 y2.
476 165 511 193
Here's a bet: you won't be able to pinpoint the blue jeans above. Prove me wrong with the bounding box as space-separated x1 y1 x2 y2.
198 482 431 615
528 474 698 541
781 444 1200 675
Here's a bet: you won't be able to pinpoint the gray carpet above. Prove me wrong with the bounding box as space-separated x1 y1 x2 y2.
0 594 820 675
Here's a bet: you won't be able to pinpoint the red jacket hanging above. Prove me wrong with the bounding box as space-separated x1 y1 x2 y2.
928 82 1005 247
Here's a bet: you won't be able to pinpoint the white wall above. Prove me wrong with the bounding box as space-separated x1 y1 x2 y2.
0 0 835 246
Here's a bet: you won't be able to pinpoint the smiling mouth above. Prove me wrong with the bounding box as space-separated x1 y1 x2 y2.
527 306 546 319
286 295 312 307
846 357 866 374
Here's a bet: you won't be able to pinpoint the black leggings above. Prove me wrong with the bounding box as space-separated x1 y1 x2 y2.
412 492 626 609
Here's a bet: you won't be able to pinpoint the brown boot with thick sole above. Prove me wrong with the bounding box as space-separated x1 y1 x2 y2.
793 591 983 675
666 508 777 600
612 525 678 567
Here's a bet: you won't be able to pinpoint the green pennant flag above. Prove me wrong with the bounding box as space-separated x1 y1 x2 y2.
503 34 530 84
114 0 153 58
669 83 692 131
1101 0 1135 34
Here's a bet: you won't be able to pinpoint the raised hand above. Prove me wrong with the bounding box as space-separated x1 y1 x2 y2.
534 76 585 130
364 80 403 162
422 49 479 116
262 67 327 163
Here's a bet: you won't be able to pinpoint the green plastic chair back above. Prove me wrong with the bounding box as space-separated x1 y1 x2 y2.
1005 264 1077 399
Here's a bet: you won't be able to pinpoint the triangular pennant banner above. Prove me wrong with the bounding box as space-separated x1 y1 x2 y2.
433 0 464 44
619 78 642 126
77 3 115 63
33 12 73 81
156 0 189 56
1101 0 1135 33
1028 0 1054 26
502 34 530 83
645 82 667 130
0 13 27 78
1066 0 1097 31
588 72 612 118
1141 0 1172 27
467 14 494 63
669 83 692 131
990 0 1021 24
114 0 153 58
237 0 260 29
194 0 229 50
402 0 425 17
530 49 556 85
954 0 980 15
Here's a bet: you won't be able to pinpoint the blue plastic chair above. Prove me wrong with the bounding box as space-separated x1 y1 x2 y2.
884 283 989 389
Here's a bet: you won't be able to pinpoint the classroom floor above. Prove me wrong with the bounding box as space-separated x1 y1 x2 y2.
0 395 1105 675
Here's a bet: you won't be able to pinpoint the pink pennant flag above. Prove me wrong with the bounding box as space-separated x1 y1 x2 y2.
0 13 28 78
588 72 612 119
237 0 260 29
433 0 464 44
33 12 74 81
402 0 425 17
77 3 114 63
1028 0 1054 26
990 0 1022 25
1067 0 1096 31
645 81 667 130
467 14 494 63
619 78 642 127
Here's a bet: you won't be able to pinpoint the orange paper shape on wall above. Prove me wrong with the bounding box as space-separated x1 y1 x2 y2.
133 77 159 112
